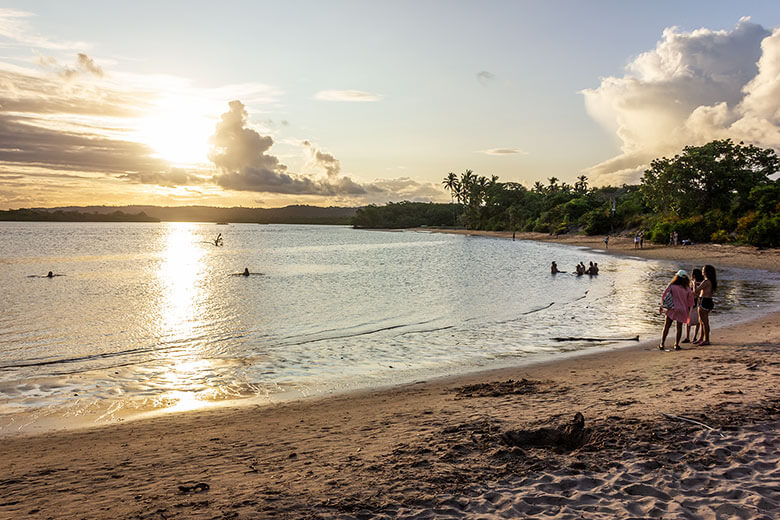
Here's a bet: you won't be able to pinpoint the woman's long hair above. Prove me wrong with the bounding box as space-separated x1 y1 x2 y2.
704 264 717 291
691 268 704 283
670 274 690 287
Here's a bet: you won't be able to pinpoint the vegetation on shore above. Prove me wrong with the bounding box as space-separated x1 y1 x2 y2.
0 209 160 222
352 139 780 247
0 205 356 225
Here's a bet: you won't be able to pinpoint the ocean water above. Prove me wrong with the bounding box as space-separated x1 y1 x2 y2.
1 222 778 434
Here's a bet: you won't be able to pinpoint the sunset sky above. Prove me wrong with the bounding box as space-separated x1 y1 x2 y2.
1 1 780 209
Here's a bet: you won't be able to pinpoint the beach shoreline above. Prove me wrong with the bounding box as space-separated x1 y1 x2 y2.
412 228 780 273
2 233 779 519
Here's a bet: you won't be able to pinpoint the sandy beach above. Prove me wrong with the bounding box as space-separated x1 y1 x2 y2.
2 234 779 519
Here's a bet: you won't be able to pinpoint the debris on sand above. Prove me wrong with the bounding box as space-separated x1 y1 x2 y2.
501 412 590 451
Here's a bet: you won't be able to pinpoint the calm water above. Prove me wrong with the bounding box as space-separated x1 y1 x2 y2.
1 222 778 433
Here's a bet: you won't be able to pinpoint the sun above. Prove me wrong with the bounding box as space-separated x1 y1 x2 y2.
134 95 216 166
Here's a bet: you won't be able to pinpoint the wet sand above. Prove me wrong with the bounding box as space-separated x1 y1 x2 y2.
1 235 779 519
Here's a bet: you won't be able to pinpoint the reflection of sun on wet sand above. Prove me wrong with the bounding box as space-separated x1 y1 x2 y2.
1 242 779 519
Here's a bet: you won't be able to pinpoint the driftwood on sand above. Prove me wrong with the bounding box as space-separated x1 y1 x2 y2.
553 335 640 342
661 413 725 437
501 412 590 451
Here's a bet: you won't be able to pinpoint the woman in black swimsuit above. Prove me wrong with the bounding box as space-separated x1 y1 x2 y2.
696 265 717 346
683 268 703 343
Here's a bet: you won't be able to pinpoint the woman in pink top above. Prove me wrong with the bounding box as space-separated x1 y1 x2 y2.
658 270 695 351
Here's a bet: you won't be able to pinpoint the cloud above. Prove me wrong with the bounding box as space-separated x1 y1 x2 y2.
368 177 444 203
0 57 172 178
210 100 376 195
0 62 147 117
582 18 780 185
476 70 495 85
0 114 168 174
59 53 104 79
0 9 88 50
314 89 382 102
302 140 341 177
481 148 528 155
118 168 207 187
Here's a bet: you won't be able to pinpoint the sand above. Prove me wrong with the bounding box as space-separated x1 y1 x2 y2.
1 234 779 519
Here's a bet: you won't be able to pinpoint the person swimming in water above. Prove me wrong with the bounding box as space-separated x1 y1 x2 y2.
214 233 223 246
551 261 559 274
242 267 250 276
46 271 54 278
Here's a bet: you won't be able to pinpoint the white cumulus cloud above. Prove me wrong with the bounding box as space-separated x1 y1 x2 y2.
582 18 780 185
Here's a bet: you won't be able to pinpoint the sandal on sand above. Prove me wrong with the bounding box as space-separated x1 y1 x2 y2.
674 345 681 350
698 341 710 346
658 344 665 350
681 338 690 343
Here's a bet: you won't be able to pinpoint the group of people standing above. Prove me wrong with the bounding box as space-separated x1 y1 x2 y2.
659 265 717 350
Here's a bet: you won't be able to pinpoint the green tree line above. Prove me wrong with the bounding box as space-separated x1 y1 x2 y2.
352 139 780 247
0 209 160 222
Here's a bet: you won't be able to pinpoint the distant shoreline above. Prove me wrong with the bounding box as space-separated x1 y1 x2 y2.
411 227 780 273
0 204 357 225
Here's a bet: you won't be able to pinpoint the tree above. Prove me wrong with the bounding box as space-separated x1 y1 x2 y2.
442 172 460 203
574 175 589 194
640 139 779 217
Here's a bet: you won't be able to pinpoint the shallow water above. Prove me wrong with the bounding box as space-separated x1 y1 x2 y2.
1 222 778 433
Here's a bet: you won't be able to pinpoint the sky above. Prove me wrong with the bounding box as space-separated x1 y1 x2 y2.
1 1 780 209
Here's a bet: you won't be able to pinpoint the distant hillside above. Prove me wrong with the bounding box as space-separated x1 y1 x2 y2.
0 208 159 222
5 205 358 224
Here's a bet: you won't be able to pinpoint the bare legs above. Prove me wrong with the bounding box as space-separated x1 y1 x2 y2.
660 316 684 350
698 308 711 345
684 322 701 343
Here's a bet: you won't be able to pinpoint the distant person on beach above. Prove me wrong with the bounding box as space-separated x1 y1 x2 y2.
639 232 644 249
586 261 595 275
592 262 599 275
658 270 694 351
603 235 609 249
551 261 560 274
683 268 704 343
634 234 639 249
695 265 717 346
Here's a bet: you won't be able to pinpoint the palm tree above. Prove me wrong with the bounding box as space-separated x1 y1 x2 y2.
442 172 460 225
442 172 459 202
460 169 476 206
